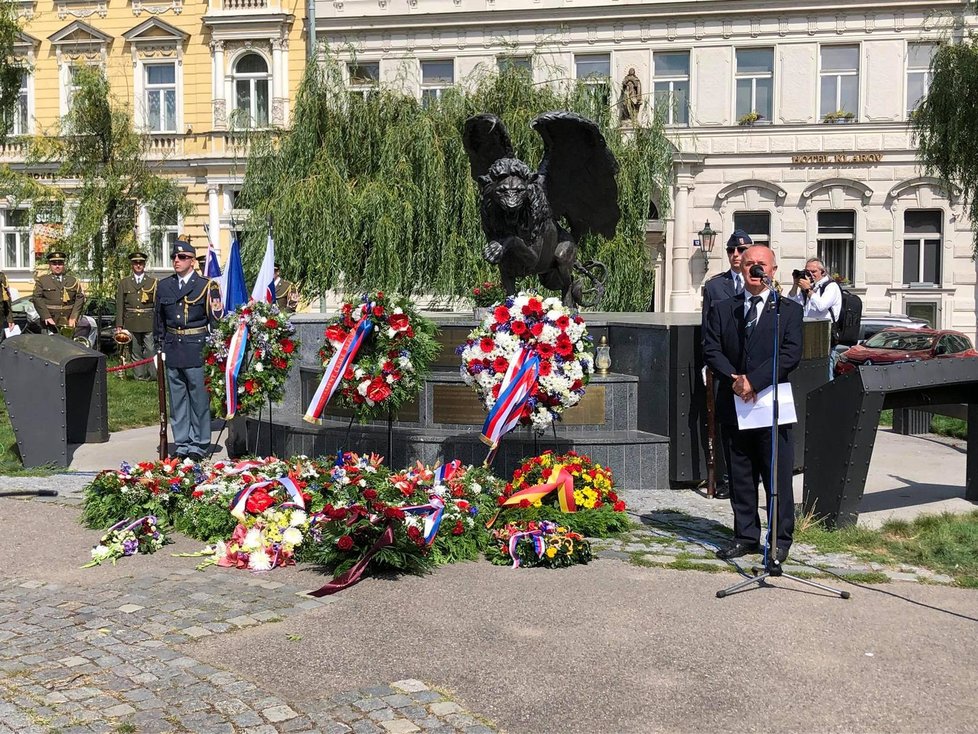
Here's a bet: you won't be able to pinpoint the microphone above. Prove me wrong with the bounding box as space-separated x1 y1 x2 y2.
748 264 774 288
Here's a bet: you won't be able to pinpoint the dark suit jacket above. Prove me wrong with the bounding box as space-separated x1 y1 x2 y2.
702 292 803 426
153 272 221 369
701 269 738 332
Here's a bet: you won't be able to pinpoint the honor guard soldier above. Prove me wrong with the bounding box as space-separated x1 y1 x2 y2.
274 263 299 314
115 251 158 380
153 240 224 461
33 251 85 334
0 270 12 341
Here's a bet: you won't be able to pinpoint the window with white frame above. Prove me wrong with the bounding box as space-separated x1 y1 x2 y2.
735 48 773 123
347 61 379 100
653 51 690 126
817 210 855 283
819 45 859 120
233 53 270 129
145 63 176 133
0 209 30 270
420 60 453 107
903 209 942 285
575 54 610 109
148 207 179 270
9 71 29 135
498 56 532 75
733 211 770 246
907 42 937 117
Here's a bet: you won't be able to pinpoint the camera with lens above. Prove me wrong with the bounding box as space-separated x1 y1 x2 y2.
792 268 814 283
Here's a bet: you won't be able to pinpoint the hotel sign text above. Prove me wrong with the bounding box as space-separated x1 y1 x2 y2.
791 152 884 165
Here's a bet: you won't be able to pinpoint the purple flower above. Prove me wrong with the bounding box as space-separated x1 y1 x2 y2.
122 539 139 555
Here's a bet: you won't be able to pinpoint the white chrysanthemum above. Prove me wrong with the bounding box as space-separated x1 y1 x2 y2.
162 464 173 474
289 510 307 527
91 544 109 559
540 374 572 395
398 356 414 371
282 527 303 547
565 322 586 343
495 332 520 354
357 380 370 396
242 528 263 552
564 361 584 381
238 386 245 394
386 328 396 338
539 324 560 345
580 353 595 372
404 514 422 529
543 296 563 312
248 551 273 571
354 368 365 379
470 482 482 495
212 540 227 558
531 407 554 429
513 294 529 310
254 362 264 372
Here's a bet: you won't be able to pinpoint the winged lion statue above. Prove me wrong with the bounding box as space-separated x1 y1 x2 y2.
462 111 621 307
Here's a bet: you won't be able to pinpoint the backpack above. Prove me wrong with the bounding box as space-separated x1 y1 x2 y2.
820 281 862 346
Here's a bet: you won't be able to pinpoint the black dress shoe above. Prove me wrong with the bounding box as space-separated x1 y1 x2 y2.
713 485 730 500
715 541 761 560
775 546 790 564
188 451 204 463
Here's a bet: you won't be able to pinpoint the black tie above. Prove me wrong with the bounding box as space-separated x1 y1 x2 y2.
745 295 762 339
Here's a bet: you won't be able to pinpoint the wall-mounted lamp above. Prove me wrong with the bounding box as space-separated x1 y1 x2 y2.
698 220 718 264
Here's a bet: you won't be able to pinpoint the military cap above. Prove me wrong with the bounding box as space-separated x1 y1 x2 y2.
274 262 281 269
171 239 194 258
725 230 753 249
129 251 148 262
47 250 67 263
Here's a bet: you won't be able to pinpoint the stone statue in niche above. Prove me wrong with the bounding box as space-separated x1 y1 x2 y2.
462 111 620 307
619 68 642 121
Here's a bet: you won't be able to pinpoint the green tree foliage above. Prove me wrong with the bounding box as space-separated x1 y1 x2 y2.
0 0 26 144
23 67 190 300
912 35 978 255
239 54 674 311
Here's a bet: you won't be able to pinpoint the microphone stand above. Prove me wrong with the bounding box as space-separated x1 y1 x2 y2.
716 277 849 599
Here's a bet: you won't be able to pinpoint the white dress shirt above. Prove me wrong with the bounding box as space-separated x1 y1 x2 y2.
743 288 771 328
790 276 842 320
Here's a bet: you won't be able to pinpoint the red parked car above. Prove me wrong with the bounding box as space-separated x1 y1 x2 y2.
835 327 978 376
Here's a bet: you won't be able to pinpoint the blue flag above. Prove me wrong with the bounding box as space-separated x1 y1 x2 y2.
223 234 249 313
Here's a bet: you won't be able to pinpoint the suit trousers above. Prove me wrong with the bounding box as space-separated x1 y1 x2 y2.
726 423 795 550
166 365 211 456
130 331 156 380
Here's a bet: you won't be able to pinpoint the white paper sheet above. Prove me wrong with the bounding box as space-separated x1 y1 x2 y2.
3 324 21 339
735 382 797 430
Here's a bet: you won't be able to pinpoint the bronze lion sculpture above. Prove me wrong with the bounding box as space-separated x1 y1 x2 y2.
462 111 620 307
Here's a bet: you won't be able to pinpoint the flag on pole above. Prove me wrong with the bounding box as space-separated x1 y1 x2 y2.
223 232 249 313
203 225 224 301
250 228 276 304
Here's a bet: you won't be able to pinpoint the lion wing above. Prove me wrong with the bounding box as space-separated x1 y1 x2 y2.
532 111 620 241
462 114 515 182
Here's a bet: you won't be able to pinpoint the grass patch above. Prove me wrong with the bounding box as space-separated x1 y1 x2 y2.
0 356 158 475
797 510 978 587
879 408 968 439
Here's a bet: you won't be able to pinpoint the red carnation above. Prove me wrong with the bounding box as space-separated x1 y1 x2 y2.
389 313 409 332
452 521 464 536
377 291 385 298
366 377 392 403
337 535 354 551
324 325 347 344
480 337 495 353
519 499 531 508
492 356 509 373
363 488 378 500
245 489 275 514
373 305 385 317
538 360 553 376
281 339 295 354
493 305 510 323
613 500 626 512
344 367 355 380
205 354 217 365
511 321 527 336
244 379 257 394
191 489 203 499
407 526 422 540
594 500 604 509
265 318 279 329
272 357 287 369
556 341 574 358
536 343 554 359
530 322 544 337
556 315 570 329
241 308 251 316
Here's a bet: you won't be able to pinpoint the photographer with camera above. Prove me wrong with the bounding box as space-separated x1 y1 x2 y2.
787 258 841 321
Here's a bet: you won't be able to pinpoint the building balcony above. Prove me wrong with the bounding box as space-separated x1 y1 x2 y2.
0 138 28 163
144 133 184 159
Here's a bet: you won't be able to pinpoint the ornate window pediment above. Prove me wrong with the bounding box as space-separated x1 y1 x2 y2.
13 31 40 63
123 18 188 61
131 0 183 16
56 0 108 20
801 177 873 209
49 20 113 60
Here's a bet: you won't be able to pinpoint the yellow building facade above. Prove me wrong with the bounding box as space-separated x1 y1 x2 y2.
2 0 307 298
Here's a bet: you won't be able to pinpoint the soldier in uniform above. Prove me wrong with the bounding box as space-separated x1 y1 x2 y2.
115 251 158 380
0 269 13 341
274 263 299 314
33 251 85 335
153 240 224 461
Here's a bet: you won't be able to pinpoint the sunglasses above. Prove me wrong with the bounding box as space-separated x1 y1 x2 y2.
726 245 749 254
172 253 193 261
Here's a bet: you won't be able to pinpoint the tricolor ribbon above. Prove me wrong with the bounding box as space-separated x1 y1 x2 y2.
308 524 395 597
401 495 446 545
304 316 373 423
222 460 266 475
224 317 249 418
229 477 306 521
481 347 540 449
433 460 461 488
106 515 158 535
500 465 577 513
507 521 556 568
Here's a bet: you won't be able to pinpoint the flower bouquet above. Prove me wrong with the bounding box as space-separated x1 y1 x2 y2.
81 457 203 530
203 300 299 418
211 504 310 571
457 292 594 431
309 292 439 424
471 281 507 308
84 516 167 567
486 521 592 569
497 450 629 537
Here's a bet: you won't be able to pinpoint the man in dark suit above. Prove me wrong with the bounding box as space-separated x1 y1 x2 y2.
701 229 752 499
702 245 803 563
154 240 224 461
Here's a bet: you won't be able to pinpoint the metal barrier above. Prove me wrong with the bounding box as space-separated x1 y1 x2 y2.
803 358 978 528
0 334 108 468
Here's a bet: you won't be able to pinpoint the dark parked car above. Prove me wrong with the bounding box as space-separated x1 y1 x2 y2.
7 296 117 352
835 327 978 376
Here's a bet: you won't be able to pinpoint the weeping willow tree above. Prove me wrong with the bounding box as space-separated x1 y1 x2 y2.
18 67 191 301
239 54 674 311
912 32 978 256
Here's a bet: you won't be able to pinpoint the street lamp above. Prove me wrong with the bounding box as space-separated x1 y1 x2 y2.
698 220 718 264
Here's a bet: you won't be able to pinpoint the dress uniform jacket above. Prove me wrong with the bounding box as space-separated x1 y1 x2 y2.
153 273 221 369
274 277 298 313
33 273 85 326
116 275 158 333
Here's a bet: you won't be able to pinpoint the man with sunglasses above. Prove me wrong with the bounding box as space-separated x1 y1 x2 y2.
154 239 224 462
700 229 752 499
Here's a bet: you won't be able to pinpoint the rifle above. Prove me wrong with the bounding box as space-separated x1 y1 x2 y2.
704 367 717 498
156 352 168 460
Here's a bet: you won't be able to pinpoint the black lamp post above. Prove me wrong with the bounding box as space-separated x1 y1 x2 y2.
698 220 718 264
